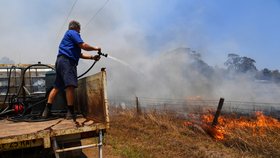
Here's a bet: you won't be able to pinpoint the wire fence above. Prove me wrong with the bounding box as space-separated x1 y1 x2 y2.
108 96 280 119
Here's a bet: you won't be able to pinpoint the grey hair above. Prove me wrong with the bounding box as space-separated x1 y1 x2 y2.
68 20 81 30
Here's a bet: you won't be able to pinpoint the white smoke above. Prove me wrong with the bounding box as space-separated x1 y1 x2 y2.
0 0 279 104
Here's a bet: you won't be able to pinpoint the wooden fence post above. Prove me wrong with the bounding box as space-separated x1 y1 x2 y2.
212 98 225 127
136 96 142 115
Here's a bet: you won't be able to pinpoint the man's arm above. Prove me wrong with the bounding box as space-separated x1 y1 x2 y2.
79 42 101 51
80 53 101 61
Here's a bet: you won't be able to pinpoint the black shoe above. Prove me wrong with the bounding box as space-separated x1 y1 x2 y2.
66 110 72 120
42 106 51 118
66 110 77 121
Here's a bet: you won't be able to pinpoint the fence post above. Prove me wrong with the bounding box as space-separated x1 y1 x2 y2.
136 96 142 115
212 98 225 127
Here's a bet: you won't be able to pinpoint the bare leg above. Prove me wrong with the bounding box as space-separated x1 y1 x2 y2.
47 88 59 104
65 86 77 122
42 87 59 118
65 86 75 105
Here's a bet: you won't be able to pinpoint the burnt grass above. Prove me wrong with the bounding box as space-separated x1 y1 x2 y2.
101 108 280 158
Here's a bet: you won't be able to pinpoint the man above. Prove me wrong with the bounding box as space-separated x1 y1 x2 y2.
42 20 101 120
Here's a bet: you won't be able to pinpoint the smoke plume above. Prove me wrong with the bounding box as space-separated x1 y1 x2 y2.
0 1 279 103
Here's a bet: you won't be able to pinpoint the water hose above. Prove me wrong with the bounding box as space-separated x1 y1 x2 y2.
0 66 17 114
78 51 107 78
15 63 55 97
0 63 54 116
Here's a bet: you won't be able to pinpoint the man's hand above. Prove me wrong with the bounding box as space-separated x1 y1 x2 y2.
91 55 101 61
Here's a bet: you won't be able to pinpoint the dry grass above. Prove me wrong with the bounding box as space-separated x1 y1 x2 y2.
99 108 280 158
220 115 280 158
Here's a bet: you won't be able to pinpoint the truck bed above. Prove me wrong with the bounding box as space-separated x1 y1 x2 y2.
0 70 109 156
0 117 107 151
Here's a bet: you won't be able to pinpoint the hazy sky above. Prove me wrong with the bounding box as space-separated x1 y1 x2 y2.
0 0 279 70
122 0 280 70
1 0 280 102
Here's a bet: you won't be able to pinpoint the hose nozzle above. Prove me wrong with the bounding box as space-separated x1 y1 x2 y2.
98 51 108 57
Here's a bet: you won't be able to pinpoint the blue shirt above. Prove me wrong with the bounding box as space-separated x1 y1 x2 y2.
58 30 84 65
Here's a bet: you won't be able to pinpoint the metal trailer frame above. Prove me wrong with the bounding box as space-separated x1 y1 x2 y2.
52 129 104 158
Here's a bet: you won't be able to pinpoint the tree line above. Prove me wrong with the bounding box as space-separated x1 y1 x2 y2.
224 53 280 83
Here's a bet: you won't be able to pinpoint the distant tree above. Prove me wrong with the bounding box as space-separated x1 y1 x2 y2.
190 50 201 59
263 68 272 76
239 56 257 73
256 68 272 80
224 53 257 73
190 58 214 77
0 57 15 64
271 70 280 82
255 68 280 83
224 54 240 72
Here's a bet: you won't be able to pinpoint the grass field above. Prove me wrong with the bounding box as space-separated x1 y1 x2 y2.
1 107 279 158
95 108 280 158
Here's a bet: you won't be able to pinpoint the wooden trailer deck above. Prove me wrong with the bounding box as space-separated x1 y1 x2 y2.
0 118 107 151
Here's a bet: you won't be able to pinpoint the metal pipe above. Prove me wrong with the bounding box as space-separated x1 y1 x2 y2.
55 143 99 153
52 137 60 158
0 109 14 116
99 130 103 158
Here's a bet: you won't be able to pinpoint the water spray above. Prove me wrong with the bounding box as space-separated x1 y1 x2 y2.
107 54 146 76
107 55 130 67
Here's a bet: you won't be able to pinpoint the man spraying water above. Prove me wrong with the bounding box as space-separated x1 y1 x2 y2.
42 20 102 121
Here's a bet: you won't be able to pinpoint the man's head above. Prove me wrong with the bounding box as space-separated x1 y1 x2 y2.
68 20 81 33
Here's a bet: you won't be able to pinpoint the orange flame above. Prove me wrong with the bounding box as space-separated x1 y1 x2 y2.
184 111 280 140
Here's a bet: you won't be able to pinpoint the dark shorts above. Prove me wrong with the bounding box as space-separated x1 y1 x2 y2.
54 55 78 89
